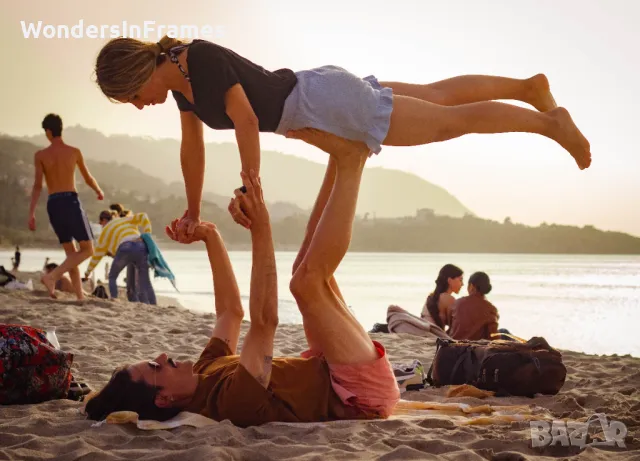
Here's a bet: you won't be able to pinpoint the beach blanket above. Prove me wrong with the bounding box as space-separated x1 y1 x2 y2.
386 305 451 339
141 233 178 292
90 410 216 430
95 400 550 431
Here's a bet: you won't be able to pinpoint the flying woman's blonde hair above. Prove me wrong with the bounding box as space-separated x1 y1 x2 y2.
95 35 187 102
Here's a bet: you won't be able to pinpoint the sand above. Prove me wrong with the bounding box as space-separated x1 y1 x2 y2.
1 273 638 460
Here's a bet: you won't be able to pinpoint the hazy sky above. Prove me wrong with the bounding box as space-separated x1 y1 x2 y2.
2 1 639 236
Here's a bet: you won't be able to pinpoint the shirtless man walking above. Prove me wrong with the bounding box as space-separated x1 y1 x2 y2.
28 113 104 299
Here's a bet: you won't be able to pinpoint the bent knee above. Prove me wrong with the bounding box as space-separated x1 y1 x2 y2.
79 243 94 256
290 264 328 300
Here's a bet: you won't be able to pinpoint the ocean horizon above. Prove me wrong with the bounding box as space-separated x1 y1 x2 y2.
3 249 638 358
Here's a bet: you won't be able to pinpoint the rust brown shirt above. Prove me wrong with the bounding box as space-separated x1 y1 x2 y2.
448 294 499 340
185 337 363 427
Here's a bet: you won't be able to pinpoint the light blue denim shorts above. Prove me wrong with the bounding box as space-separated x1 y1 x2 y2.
275 65 394 154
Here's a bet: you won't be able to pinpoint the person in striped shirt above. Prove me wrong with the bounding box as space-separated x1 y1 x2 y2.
85 210 157 305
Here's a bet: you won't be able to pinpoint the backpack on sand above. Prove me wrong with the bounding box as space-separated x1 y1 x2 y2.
0 324 74 404
0 266 16 287
92 284 108 299
426 337 567 397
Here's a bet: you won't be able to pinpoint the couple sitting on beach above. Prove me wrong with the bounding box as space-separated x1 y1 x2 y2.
85 131 402 427
421 264 512 341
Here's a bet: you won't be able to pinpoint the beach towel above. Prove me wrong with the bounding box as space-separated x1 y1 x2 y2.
2 279 33 291
141 233 178 292
90 410 216 430
386 305 451 340
94 401 551 430
446 383 495 399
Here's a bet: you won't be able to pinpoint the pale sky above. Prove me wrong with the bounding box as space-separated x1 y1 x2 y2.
2 0 639 236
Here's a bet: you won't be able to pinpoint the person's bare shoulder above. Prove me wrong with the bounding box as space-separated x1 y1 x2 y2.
67 144 81 156
440 292 455 307
64 145 83 165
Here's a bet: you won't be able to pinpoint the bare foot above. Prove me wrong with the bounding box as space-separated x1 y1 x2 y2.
40 274 58 299
526 74 558 112
547 107 592 170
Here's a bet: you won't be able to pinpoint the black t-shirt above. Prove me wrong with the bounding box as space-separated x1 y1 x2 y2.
171 40 298 132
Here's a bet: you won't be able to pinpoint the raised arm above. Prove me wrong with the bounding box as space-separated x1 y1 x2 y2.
76 149 103 200
28 151 43 230
166 219 245 353
234 171 278 389
179 111 205 234
85 233 108 277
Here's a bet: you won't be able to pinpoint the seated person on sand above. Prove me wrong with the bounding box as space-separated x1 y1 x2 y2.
420 264 464 333
84 133 401 427
448 271 513 341
43 258 95 296
84 210 157 305
43 262 74 294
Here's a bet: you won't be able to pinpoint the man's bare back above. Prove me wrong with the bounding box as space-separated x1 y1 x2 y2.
35 138 104 198
37 142 85 195
29 137 103 232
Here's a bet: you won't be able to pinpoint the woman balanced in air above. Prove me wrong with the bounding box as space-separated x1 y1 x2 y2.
95 35 591 236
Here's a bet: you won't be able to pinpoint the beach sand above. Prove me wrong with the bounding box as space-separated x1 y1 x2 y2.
1 273 638 460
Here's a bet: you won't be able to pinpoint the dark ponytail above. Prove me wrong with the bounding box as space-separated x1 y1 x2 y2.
469 272 492 295
110 203 132 218
425 264 463 329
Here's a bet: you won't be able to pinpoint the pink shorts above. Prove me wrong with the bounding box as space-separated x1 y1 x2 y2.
301 341 400 418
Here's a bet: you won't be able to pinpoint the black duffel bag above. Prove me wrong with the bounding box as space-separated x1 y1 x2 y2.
426 336 567 397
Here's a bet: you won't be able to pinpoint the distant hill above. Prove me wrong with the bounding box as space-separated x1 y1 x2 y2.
0 136 251 248
21 126 473 219
0 135 304 216
2 135 639 255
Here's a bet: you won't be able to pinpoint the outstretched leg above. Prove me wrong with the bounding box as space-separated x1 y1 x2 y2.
289 130 377 365
380 73 557 112
382 96 591 170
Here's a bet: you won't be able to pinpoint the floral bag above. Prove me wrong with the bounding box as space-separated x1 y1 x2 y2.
0 324 74 404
